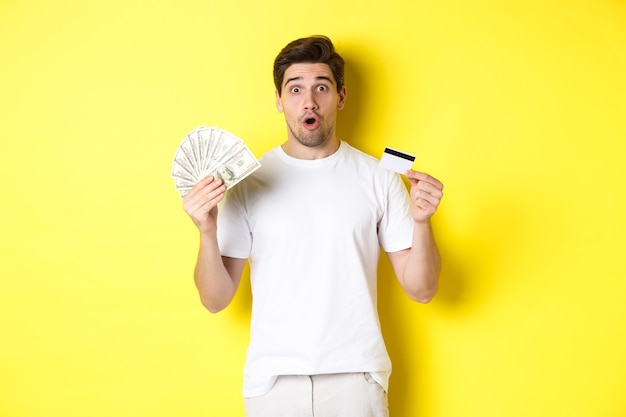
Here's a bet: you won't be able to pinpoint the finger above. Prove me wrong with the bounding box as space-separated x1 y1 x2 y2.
185 175 220 197
184 190 220 214
414 197 439 216
193 194 224 216
412 187 441 206
405 170 443 190
414 193 440 209
184 176 222 201
183 179 226 213
413 181 444 200
183 194 224 230
186 183 225 208
414 198 433 212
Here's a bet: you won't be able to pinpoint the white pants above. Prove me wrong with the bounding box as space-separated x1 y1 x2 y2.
244 373 389 417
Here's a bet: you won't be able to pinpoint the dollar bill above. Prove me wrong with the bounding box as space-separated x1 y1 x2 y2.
209 130 242 169
197 126 217 173
171 126 261 198
212 145 261 189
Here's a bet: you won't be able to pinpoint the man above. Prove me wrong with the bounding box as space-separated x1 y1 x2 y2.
182 35 443 417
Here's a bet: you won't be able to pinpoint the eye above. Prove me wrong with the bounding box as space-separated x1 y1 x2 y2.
290 86 301 93
317 85 327 92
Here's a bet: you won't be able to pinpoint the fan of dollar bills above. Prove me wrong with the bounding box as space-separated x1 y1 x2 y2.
171 125 261 198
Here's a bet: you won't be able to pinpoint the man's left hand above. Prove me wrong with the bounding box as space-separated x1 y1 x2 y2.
404 170 444 223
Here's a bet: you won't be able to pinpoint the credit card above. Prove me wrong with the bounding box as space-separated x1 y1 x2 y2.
379 147 415 173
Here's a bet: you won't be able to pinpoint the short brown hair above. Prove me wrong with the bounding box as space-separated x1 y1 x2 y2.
273 35 345 96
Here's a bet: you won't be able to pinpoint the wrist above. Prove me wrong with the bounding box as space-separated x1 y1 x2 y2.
199 228 218 243
413 218 432 227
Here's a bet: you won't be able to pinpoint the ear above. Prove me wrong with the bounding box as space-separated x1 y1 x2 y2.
336 85 347 110
275 90 284 113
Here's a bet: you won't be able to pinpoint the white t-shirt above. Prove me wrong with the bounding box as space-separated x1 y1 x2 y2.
217 141 414 398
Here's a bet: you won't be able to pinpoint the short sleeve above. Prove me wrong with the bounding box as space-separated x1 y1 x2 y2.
377 173 414 253
216 187 252 259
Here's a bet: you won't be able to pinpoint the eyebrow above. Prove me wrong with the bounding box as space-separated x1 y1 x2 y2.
284 75 334 87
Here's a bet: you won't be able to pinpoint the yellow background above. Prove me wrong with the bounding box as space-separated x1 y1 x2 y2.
1 0 625 416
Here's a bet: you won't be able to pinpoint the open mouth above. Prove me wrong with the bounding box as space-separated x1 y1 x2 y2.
302 115 319 131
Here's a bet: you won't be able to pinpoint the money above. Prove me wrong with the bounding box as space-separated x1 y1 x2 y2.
171 126 261 198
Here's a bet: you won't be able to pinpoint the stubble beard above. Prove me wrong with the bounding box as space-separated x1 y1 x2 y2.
288 118 333 148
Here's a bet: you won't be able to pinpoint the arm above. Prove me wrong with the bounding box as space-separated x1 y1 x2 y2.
182 175 246 313
387 170 444 304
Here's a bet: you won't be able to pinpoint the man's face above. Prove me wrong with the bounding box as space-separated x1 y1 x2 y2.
276 63 347 148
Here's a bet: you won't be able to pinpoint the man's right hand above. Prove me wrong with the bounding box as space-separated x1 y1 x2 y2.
182 175 227 236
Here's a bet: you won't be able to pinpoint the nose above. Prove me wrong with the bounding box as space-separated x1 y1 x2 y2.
303 91 318 110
